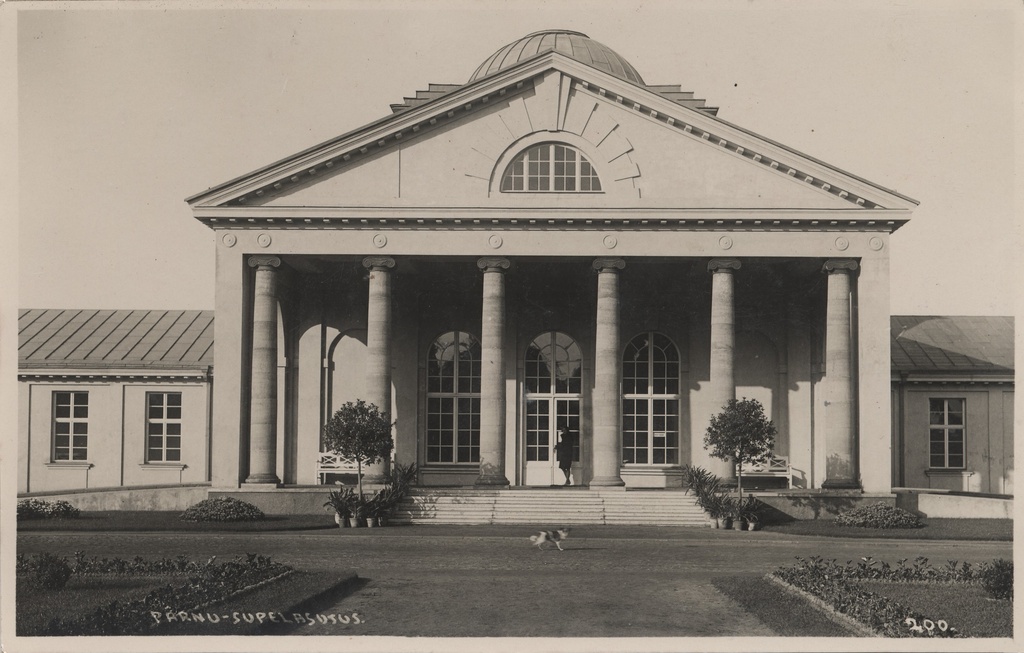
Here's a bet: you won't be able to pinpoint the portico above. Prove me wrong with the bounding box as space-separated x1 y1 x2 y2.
187 30 915 495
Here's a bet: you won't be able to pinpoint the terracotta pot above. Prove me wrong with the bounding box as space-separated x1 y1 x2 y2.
347 517 360 528
366 517 377 527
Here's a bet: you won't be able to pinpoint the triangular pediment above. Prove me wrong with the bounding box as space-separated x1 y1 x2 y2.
187 52 917 223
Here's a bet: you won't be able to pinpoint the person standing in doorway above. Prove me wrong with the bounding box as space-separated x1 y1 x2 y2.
555 425 575 486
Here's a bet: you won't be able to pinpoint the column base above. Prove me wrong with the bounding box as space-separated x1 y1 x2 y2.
588 475 626 487
475 474 510 487
244 475 281 487
821 479 862 491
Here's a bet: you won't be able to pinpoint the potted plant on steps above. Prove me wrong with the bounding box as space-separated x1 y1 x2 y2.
324 484 355 528
322 399 395 529
740 496 762 531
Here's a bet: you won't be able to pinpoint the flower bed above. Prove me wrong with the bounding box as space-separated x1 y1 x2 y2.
770 556 1013 638
17 553 291 636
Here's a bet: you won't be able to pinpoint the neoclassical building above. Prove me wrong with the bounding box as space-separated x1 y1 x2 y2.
181 30 918 494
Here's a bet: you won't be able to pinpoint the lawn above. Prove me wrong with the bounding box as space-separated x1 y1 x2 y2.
17 574 172 635
711 575 853 637
17 511 336 532
853 580 1013 638
763 518 1011 541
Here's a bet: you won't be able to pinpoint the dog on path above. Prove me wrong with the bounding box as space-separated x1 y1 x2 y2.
529 528 570 551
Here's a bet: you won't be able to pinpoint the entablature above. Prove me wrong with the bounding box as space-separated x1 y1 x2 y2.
196 206 910 232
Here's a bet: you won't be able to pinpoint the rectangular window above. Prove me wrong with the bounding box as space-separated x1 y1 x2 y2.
426 397 479 463
146 392 183 462
53 391 89 461
928 398 965 469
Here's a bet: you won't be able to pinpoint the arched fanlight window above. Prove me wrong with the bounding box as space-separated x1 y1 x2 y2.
500 143 602 192
622 332 681 465
426 332 481 463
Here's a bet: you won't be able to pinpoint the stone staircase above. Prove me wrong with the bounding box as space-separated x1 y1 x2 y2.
390 488 708 526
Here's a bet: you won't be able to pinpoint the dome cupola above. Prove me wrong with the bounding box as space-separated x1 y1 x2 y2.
468 30 645 85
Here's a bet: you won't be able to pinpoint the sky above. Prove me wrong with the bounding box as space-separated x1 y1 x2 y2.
7 0 1022 316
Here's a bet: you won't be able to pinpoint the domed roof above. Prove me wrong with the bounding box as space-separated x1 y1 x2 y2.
468 30 645 85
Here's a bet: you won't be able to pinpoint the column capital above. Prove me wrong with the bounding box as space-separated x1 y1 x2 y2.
248 255 281 269
822 259 859 274
592 257 626 272
477 257 510 272
363 256 396 270
708 258 741 273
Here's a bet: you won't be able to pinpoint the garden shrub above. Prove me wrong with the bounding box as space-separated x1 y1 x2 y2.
19 553 73 590
978 559 1012 600
180 497 265 522
17 498 80 521
834 502 922 529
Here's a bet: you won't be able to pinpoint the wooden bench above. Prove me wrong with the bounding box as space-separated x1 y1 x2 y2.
316 452 359 485
737 455 791 488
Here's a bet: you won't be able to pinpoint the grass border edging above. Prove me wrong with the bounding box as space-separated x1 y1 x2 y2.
154 571 362 635
764 574 878 637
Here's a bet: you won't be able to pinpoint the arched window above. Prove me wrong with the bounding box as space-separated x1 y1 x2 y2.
426 332 481 463
622 332 680 465
500 143 602 192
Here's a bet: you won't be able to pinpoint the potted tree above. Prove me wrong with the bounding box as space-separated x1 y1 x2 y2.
322 400 395 527
703 398 777 509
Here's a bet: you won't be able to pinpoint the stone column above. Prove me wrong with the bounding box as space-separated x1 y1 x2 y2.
590 258 626 487
476 257 511 487
707 258 741 482
822 259 859 488
362 256 395 484
246 255 281 485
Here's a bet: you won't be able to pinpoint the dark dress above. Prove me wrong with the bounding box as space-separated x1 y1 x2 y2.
555 433 575 470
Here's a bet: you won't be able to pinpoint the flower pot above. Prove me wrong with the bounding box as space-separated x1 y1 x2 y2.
731 519 744 531
366 517 377 527
747 521 759 531
347 517 360 528
334 513 346 528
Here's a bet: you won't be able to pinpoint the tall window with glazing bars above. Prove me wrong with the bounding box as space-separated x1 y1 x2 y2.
622 333 681 464
426 332 481 463
52 391 88 461
929 398 965 469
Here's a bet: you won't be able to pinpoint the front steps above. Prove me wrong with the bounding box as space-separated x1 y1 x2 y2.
390 488 708 526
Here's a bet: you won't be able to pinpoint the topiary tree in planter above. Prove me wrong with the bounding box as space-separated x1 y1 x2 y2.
322 400 395 507
704 397 777 505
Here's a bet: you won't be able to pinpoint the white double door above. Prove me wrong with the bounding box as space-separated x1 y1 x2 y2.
523 397 581 486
